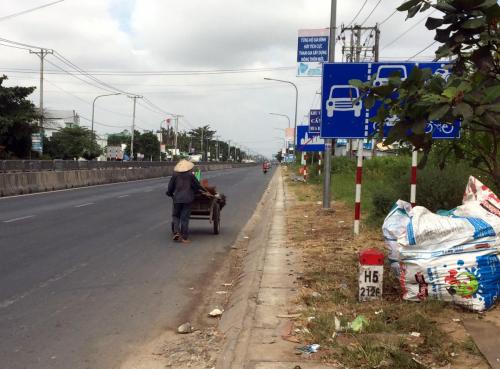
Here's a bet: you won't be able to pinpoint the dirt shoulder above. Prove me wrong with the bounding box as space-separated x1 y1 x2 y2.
285 176 495 369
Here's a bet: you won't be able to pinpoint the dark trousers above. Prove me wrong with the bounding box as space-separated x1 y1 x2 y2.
172 203 192 239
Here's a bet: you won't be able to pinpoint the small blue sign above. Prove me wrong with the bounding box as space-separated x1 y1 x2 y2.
296 125 325 152
309 109 321 134
321 62 458 140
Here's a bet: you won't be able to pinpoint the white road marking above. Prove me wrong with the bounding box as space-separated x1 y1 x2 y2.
3 215 36 223
0 263 88 309
117 194 130 198
74 202 94 208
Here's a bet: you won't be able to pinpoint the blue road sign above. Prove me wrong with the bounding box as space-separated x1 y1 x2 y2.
309 109 321 134
321 62 459 139
296 125 325 152
297 29 329 77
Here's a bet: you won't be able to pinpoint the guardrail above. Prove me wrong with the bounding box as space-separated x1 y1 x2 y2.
0 160 248 173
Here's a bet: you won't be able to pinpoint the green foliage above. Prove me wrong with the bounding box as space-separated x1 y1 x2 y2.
353 0 500 189
137 131 160 160
275 150 283 162
0 75 38 159
107 131 130 146
331 154 483 228
44 126 101 160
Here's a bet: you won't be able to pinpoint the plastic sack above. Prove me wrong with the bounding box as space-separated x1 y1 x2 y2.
382 176 500 311
383 176 500 261
400 250 500 311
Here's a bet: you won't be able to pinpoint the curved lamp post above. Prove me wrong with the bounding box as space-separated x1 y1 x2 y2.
91 93 121 141
269 112 291 128
264 78 298 153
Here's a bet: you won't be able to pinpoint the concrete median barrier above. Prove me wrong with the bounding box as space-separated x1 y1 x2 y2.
0 163 251 197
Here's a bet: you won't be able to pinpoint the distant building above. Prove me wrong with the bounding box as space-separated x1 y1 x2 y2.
37 109 80 137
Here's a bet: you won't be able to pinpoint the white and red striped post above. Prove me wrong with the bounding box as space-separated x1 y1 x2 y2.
410 149 418 207
354 140 364 235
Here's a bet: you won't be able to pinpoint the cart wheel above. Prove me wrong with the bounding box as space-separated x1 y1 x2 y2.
213 203 221 235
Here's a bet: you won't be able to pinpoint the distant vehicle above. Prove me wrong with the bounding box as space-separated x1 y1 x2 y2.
326 85 362 118
188 154 202 163
373 65 407 86
106 146 124 161
434 68 451 81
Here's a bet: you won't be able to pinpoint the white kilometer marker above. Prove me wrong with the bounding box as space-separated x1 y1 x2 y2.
74 202 94 208
3 215 36 223
118 194 130 198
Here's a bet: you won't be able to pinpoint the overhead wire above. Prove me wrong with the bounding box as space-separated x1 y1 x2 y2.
346 0 369 27
378 10 398 26
360 0 383 26
0 0 66 22
381 9 437 50
406 41 438 60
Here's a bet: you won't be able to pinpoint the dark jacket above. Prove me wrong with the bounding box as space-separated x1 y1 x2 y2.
166 171 204 204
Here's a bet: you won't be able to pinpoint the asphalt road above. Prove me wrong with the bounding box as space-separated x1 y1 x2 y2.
0 166 273 369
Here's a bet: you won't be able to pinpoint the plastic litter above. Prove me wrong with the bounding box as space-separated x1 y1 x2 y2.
334 315 369 332
297 343 320 354
383 176 500 312
351 315 369 332
208 308 223 317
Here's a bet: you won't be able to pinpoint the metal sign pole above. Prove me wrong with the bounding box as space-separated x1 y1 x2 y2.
322 0 337 209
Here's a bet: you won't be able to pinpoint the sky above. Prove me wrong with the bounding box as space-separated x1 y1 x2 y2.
0 0 438 157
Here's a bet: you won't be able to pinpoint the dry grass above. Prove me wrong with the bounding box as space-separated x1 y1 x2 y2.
285 177 489 369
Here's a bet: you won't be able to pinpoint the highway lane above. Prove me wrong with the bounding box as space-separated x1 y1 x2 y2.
0 166 273 369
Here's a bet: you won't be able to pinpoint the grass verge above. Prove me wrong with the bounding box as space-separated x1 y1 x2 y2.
285 175 489 369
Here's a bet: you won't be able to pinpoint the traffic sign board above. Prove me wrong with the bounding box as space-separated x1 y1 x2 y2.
297 29 329 77
309 109 321 134
296 125 325 152
320 62 459 139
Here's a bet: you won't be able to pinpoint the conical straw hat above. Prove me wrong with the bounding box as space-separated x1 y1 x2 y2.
174 159 194 173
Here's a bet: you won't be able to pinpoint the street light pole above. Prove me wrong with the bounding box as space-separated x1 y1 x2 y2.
91 93 121 142
269 112 291 128
264 78 298 154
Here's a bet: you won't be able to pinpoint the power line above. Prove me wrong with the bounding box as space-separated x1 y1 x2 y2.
347 0 369 27
79 115 130 129
0 42 31 51
406 41 438 60
360 0 383 26
378 10 398 25
44 78 133 118
381 10 437 50
0 65 296 76
0 0 66 22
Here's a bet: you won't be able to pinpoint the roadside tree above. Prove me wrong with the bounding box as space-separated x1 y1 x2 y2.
350 0 500 188
45 126 101 160
0 75 38 159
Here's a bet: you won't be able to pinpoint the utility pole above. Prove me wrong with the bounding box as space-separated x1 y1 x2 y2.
215 135 220 161
174 115 182 158
341 23 380 158
200 128 204 161
128 95 143 160
323 0 337 209
227 140 231 161
30 48 53 140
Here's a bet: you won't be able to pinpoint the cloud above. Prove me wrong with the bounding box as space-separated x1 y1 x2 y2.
0 0 441 156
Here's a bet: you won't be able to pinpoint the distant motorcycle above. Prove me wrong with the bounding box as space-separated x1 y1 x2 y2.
262 162 270 174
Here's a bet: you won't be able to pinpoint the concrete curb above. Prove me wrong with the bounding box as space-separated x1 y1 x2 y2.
216 169 281 369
